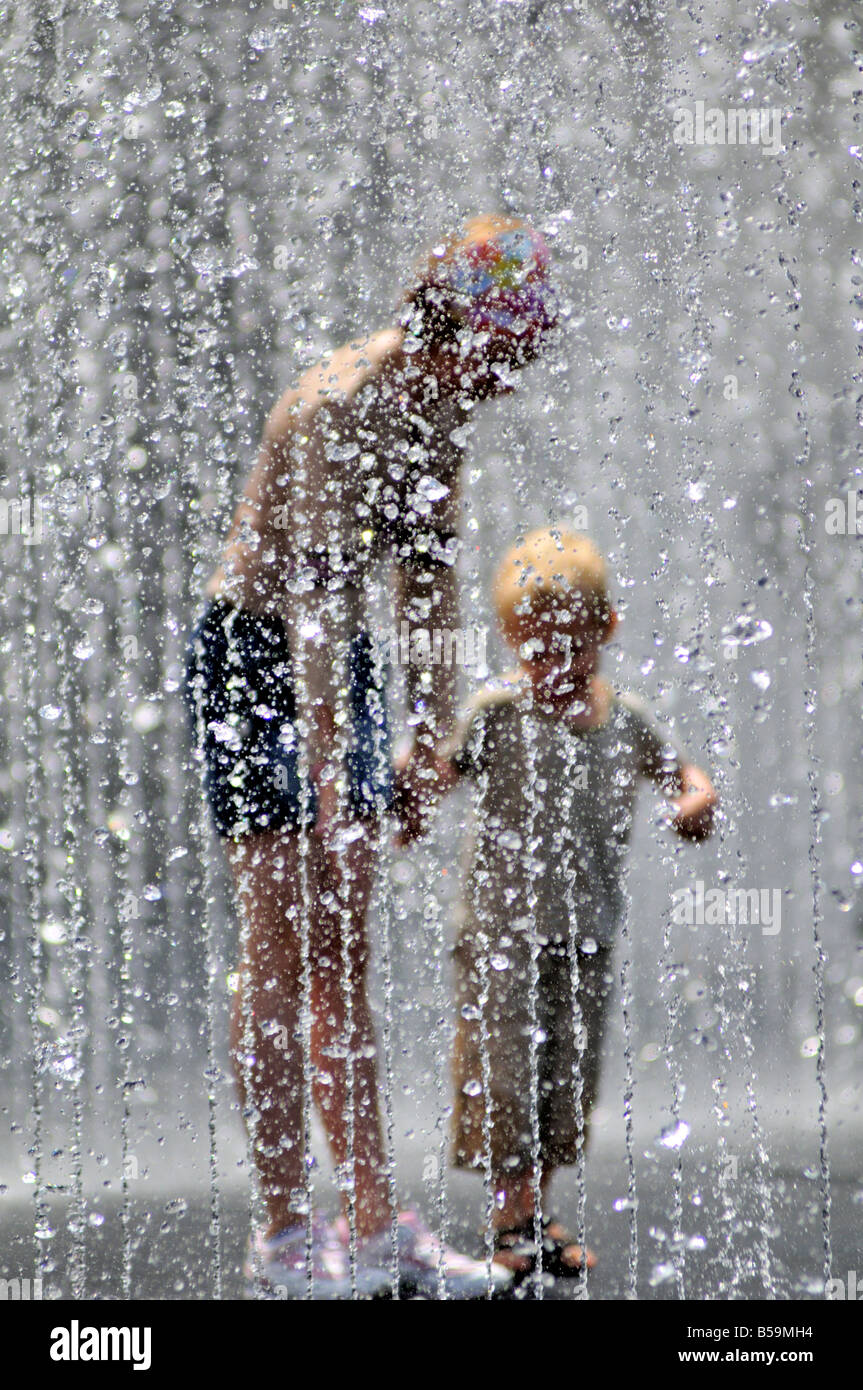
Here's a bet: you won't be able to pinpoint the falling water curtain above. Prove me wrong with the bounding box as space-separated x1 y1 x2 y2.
0 0 860 1298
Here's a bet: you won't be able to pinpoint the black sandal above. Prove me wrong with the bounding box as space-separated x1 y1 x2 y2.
539 1218 592 1277
492 1224 539 1287
493 1218 589 1283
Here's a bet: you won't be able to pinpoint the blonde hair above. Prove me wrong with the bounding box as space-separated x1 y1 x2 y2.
494 528 611 642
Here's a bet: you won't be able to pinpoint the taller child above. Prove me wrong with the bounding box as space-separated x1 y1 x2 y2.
185 216 559 1297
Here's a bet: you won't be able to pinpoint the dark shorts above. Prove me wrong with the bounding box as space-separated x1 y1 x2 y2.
183 599 393 839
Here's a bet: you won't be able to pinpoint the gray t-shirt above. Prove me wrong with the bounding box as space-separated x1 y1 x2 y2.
451 677 681 947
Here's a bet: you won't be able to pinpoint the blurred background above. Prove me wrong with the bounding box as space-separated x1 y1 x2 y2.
0 0 860 1298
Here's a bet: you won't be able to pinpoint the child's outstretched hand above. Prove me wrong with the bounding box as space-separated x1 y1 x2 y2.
392 739 459 847
669 762 717 841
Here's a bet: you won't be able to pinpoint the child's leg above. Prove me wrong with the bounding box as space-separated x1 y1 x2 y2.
538 1170 597 1271
506 942 613 1270
452 917 550 1264
488 1164 595 1272
492 1170 541 1232
227 826 390 1240
488 1168 540 1274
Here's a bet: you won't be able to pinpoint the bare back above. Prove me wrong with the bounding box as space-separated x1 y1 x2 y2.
206 327 463 623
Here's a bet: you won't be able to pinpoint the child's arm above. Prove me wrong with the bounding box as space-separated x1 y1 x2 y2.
660 761 718 842
625 694 718 843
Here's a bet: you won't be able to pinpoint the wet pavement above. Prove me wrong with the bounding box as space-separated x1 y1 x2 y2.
2 1129 859 1301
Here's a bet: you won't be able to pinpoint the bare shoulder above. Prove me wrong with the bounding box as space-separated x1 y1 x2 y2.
261 384 308 449
615 688 678 752
446 671 525 766
261 328 401 451
464 669 527 722
614 688 652 721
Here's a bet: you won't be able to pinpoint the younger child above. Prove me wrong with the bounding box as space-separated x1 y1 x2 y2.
442 528 716 1283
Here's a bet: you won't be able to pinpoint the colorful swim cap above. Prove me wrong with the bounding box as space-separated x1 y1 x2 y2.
408 216 558 350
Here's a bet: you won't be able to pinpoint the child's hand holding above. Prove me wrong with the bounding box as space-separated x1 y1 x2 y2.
392 738 459 847
669 762 718 841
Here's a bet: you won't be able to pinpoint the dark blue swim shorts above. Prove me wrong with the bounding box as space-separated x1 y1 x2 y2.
183 599 393 838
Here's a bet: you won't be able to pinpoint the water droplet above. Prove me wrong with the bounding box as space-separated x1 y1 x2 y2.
328 441 360 462
131 703 162 733
496 830 522 852
248 28 276 51
415 474 450 503
720 614 773 652
657 1120 691 1150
